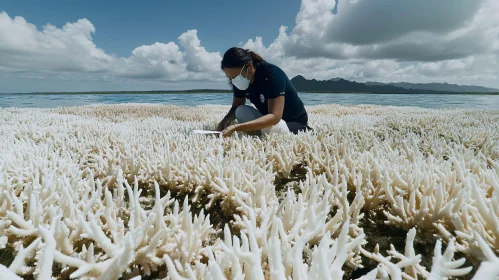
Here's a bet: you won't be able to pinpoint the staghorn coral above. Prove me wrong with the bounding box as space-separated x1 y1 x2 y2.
0 103 498 279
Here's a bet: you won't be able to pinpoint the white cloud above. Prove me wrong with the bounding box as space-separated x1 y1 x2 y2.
271 0 493 61
0 12 112 73
0 11 224 83
178 30 222 73
117 42 185 79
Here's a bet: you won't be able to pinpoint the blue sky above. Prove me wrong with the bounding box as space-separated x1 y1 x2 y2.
1 0 499 92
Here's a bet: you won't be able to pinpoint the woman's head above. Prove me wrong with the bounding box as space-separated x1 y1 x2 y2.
221 47 264 89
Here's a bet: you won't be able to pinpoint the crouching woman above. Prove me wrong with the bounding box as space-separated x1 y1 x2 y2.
216 47 310 137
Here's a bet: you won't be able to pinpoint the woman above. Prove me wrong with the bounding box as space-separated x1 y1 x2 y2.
217 47 310 137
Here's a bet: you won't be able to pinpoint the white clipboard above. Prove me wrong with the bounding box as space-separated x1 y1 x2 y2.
192 130 222 134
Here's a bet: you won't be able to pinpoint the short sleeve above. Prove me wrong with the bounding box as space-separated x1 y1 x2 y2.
266 66 287 99
232 84 247 98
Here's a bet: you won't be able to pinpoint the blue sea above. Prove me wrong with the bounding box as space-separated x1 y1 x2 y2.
1 93 498 109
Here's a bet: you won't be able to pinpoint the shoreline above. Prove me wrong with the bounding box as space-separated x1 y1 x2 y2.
1 91 499 95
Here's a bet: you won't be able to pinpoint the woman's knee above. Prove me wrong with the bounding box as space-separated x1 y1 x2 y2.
235 105 247 121
235 105 259 123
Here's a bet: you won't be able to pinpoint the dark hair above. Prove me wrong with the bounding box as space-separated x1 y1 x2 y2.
221 47 265 69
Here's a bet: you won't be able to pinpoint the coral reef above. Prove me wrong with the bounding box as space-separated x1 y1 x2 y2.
0 103 498 279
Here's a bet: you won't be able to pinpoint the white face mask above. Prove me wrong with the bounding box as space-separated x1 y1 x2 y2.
231 65 251 90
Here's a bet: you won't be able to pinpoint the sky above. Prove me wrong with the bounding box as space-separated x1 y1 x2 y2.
1 0 498 93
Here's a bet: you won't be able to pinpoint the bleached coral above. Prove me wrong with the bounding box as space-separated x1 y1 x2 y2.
0 103 498 279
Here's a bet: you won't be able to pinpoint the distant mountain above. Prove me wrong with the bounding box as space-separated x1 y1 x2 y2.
363 81 385 86
291 76 442 94
365 81 499 93
291 76 499 93
329 77 343 82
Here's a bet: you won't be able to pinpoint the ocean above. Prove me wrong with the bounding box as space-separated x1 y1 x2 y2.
1 92 498 109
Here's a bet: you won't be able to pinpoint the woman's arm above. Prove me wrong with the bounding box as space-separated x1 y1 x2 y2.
217 97 246 131
230 96 285 132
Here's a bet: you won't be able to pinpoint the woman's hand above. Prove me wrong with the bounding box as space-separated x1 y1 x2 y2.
216 118 230 131
221 125 238 137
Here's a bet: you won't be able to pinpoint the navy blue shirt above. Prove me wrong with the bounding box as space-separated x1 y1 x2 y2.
233 62 308 125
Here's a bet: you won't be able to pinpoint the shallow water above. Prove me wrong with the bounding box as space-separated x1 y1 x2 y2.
1 93 498 109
